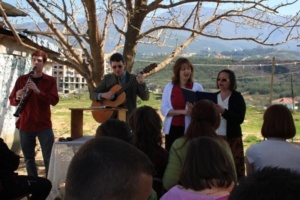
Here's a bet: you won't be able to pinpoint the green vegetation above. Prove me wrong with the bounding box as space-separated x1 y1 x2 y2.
134 56 300 107
52 93 300 151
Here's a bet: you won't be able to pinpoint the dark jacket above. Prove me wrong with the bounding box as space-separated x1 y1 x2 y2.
216 90 246 138
0 138 20 192
90 72 149 117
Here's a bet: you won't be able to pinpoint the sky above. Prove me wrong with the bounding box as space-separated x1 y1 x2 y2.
3 0 300 16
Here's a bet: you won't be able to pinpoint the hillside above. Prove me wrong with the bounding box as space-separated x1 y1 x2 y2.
134 48 300 107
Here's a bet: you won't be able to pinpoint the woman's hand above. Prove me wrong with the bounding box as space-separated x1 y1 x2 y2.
185 102 193 116
216 104 225 114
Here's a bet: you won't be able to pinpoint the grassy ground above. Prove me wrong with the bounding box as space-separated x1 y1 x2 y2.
51 93 300 150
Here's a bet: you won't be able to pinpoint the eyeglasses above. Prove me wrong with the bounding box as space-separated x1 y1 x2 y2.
217 78 228 82
112 65 123 69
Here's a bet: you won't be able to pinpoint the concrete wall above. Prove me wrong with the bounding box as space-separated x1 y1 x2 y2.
0 35 52 150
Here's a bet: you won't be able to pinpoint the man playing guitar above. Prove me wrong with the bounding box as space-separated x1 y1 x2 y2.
90 53 150 121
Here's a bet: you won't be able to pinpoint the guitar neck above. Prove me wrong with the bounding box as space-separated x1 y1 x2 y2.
120 71 142 92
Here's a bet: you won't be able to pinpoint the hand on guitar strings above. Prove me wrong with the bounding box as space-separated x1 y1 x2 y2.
101 91 116 100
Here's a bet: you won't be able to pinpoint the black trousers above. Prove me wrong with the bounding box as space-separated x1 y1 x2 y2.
165 125 185 151
0 175 52 200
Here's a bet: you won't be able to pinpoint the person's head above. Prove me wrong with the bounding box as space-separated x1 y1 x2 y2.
229 167 300 200
171 57 194 85
110 53 126 77
128 106 163 152
216 69 237 91
261 104 296 139
180 137 236 191
95 119 134 144
65 137 154 200
184 99 220 141
31 49 48 73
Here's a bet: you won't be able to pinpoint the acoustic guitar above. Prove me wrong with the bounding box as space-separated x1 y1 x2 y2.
91 63 157 123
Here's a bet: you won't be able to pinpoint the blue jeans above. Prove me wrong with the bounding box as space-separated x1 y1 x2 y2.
19 129 54 177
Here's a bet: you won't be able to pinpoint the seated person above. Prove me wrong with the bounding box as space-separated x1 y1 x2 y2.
65 137 154 200
161 137 236 200
229 167 300 200
0 137 51 200
95 118 134 144
128 106 169 180
163 100 236 191
246 104 300 175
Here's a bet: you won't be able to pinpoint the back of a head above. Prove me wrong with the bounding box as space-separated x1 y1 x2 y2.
65 137 154 200
185 99 220 140
261 104 296 139
95 119 134 144
180 137 236 191
229 167 300 200
128 106 163 149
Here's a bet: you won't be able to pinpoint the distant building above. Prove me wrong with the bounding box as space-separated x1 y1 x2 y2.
52 64 87 94
52 53 109 94
272 97 298 110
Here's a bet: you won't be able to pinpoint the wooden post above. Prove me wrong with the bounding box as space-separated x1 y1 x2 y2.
291 73 295 111
269 57 275 106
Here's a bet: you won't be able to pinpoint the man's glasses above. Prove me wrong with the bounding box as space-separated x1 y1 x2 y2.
112 65 123 69
217 78 228 82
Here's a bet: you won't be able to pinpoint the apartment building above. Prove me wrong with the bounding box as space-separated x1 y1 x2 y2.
52 60 110 94
52 64 87 94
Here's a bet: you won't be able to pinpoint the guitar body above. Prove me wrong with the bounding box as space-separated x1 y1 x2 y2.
91 85 126 123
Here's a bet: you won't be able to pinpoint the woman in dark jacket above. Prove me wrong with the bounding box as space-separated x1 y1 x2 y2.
215 69 246 181
0 137 51 200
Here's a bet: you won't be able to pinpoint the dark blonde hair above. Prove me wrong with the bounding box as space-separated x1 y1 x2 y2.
184 99 221 143
171 57 194 85
180 137 236 190
261 104 296 139
32 49 48 63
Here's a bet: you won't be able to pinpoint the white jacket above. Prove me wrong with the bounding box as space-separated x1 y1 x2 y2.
160 82 203 134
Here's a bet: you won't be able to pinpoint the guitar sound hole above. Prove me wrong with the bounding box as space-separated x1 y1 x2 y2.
111 95 118 102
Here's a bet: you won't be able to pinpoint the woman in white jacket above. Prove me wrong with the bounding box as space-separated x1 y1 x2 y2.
160 58 203 151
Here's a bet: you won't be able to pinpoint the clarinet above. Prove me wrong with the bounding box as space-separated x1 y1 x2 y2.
13 67 36 117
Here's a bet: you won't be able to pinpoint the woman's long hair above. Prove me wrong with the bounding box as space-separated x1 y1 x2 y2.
128 106 163 155
182 99 221 147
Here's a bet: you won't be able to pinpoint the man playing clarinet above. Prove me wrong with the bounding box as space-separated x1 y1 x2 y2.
9 49 59 177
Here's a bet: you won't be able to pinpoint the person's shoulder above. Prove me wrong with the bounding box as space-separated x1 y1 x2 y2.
42 73 56 81
172 138 185 147
164 82 173 88
232 90 243 96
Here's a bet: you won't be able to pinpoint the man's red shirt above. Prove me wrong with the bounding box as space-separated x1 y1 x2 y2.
9 73 59 132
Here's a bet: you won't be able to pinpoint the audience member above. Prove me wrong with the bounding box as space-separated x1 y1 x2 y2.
128 106 168 179
215 69 246 180
229 167 300 200
0 137 51 200
65 137 154 200
163 99 236 190
95 118 134 144
161 137 236 200
246 104 300 175
160 57 203 151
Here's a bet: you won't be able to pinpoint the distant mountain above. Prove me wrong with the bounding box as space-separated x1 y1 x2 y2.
137 5 300 54
16 5 300 54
